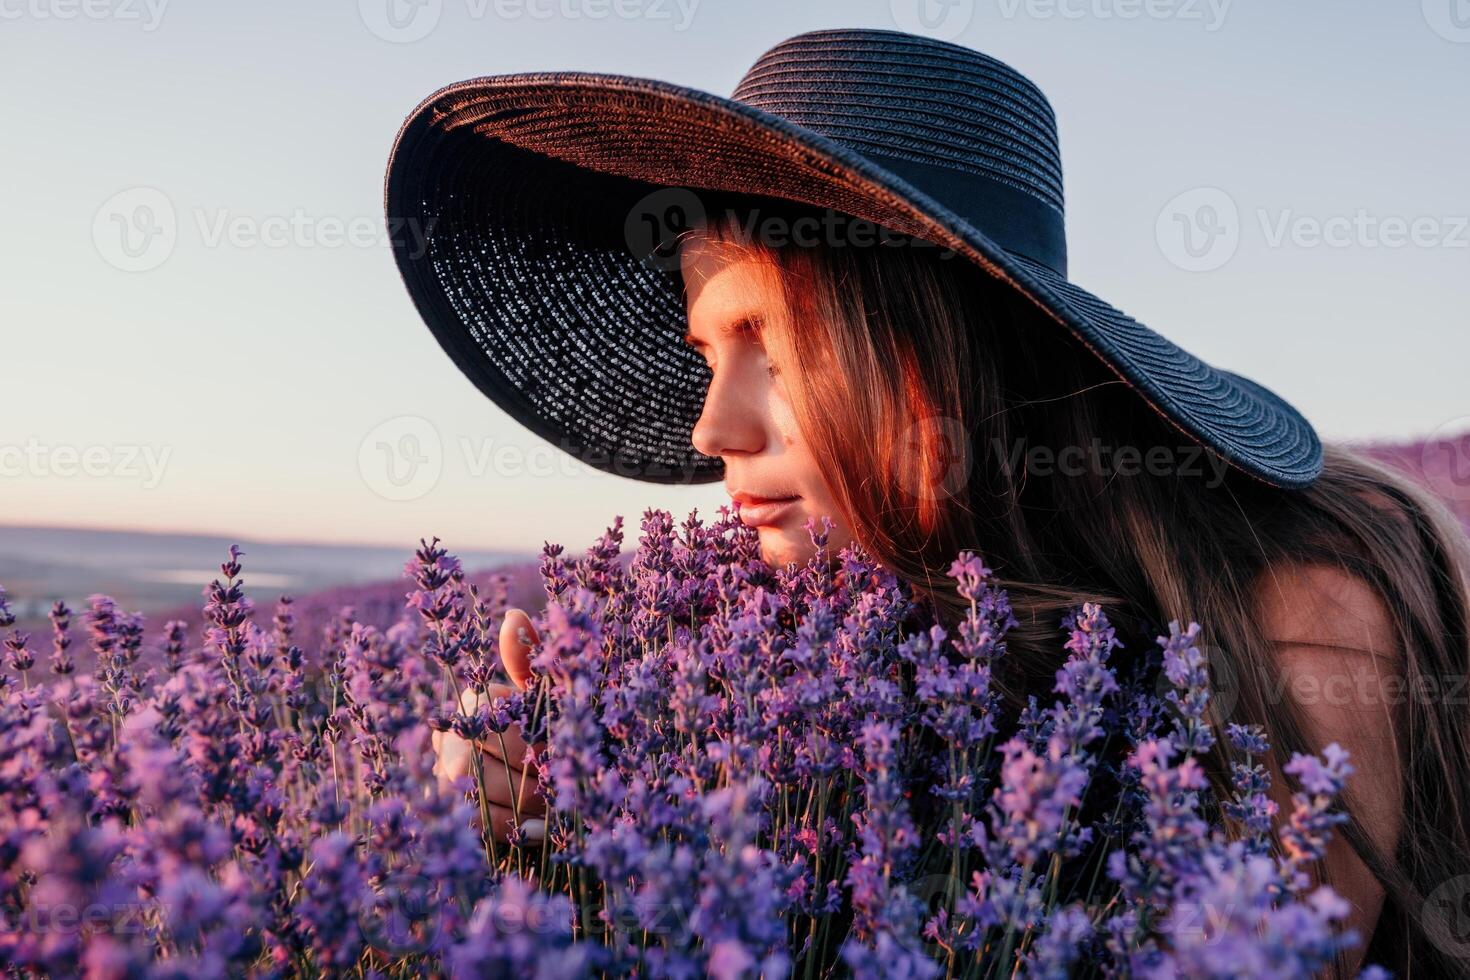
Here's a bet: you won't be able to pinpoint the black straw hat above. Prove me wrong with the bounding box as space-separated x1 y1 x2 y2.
384 27 1323 489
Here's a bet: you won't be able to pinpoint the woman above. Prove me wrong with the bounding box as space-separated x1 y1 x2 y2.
391 29 1470 975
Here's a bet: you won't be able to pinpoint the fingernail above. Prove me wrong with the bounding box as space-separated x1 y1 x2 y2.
520 818 546 842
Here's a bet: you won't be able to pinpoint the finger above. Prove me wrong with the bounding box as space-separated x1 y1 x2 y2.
456 682 522 754
434 730 547 816
485 802 518 842
474 723 534 771
457 682 518 715
432 729 475 785
437 767 546 844
436 751 481 796
475 758 547 816
479 802 545 845
450 683 539 770
499 607 539 691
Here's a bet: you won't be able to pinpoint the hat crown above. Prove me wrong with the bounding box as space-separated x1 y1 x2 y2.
387 28 1326 490
730 28 1065 220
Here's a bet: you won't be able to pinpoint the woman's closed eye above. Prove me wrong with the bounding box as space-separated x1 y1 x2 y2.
683 315 780 379
691 353 779 379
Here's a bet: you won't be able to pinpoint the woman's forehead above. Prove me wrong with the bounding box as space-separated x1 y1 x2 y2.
679 231 767 285
680 236 780 336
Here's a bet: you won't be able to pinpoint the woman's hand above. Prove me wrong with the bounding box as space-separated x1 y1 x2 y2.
430 608 547 844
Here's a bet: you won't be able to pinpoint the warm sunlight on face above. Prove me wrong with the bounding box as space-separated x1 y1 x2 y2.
678 230 855 568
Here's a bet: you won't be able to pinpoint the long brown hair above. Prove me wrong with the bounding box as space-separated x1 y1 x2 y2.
687 193 1470 976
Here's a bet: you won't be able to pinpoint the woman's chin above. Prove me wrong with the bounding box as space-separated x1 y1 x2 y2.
754 509 852 567
756 526 816 567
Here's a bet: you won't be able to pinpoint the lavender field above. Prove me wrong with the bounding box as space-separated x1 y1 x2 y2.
1360 434 1470 535
0 433 1463 977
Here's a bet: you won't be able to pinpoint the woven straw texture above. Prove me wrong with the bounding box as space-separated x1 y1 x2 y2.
384 27 1322 489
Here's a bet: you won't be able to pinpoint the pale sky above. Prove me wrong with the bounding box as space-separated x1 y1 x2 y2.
2 0 1467 554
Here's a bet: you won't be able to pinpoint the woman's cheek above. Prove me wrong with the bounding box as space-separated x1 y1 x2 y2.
767 383 802 450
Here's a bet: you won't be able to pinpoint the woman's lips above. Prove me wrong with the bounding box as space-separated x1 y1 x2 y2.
734 496 800 528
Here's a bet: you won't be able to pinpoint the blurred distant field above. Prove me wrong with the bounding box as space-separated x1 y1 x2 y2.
0 525 527 627
2 431 1464 644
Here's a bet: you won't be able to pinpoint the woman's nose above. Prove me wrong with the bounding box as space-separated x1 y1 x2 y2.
690 366 765 460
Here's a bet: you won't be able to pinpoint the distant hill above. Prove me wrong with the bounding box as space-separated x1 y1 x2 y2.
0 524 528 624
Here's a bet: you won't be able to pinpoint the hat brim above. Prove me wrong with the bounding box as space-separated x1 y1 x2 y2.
384 72 1322 489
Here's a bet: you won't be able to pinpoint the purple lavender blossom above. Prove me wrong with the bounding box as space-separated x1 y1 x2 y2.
1159 620 1217 755
0 525 1379 977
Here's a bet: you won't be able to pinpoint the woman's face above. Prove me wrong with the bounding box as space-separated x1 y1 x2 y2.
679 231 855 567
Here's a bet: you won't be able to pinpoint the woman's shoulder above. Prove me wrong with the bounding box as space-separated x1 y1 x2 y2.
1252 560 1399 663
1251 561 1406 962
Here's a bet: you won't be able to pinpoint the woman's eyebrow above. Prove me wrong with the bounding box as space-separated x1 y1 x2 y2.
683 314 764 349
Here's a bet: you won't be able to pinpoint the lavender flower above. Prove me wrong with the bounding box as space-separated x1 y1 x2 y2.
1159 620 1216 755
0 525 1378 977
